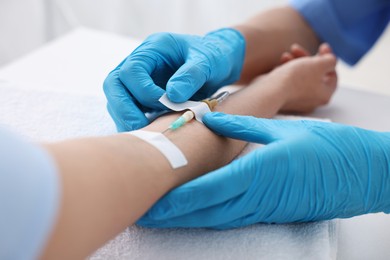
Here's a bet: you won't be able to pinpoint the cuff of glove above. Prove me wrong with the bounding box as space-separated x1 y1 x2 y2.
205 28 246 85
370 131 390 215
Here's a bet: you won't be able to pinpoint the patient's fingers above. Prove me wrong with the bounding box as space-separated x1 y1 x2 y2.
318 43 333 56
316 54 338 99
280 43 311 64
314 54 338 87
323 74 338 89
317 43 338 86
290 43 310 58
280 52 294 64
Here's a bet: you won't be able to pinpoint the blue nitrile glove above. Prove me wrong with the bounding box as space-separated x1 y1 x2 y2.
103 29 246 132
138 112 390 229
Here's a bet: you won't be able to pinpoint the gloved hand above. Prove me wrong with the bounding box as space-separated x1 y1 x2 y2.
103 29 246 132
138 112 390 229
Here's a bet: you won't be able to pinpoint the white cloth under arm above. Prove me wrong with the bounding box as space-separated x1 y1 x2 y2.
0 126 60 259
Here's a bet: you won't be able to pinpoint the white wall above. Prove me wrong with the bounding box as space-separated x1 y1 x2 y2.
0 0 46 64
60 0 287 37
1 0 389 95
0 0 287 65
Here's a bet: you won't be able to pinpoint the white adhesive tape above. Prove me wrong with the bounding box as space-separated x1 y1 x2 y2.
159 94 211 123
128 130 188 169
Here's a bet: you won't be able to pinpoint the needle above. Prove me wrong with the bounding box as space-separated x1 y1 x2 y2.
161 91 230 134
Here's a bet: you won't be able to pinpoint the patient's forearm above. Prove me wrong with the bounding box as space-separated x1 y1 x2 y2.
41 75 286 259
234 6 320 84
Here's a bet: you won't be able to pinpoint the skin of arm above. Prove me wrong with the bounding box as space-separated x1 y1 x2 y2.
40 49 336 259
40 67 288 259
234 6 321 84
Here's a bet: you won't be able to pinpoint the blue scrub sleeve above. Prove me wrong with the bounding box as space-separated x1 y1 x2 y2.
0 126 60 259
290 0 390 65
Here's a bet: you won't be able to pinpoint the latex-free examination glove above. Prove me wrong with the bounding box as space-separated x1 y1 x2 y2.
103 29 245 132
138 112 390 229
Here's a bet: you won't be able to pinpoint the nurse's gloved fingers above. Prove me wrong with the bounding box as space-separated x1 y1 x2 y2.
139 181 256 228
141 149 272 228
145 152 259 220
203 113 286 144
103 68 149 131
211 211 266 230
166 59 209 103
139 199 247 228
107 104 127 133
119 55 166 110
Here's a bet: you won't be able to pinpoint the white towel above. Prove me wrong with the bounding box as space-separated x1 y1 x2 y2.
0 82 338 260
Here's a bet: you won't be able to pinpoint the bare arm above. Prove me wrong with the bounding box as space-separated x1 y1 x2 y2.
40 49 337 259
41 68 287 259
234 6 321 84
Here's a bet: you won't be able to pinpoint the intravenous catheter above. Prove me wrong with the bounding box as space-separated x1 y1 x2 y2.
162 91 230 133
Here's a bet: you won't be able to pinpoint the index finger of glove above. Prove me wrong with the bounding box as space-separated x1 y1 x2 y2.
119 55 166 110
103 67 149 131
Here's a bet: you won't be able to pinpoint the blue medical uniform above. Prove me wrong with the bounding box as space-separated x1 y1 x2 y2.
290 0 390 65
0 127 59 259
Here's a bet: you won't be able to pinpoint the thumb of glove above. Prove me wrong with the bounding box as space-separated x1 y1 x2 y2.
166 58 209 103
203 112 284 144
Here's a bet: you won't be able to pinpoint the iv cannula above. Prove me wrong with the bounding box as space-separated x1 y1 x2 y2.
162 91 230 134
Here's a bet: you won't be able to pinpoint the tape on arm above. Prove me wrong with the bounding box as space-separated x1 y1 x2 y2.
128 130 188 169
159 94 211 123
128 95 211 169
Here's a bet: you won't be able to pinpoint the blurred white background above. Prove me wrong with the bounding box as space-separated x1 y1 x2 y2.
0 0 389 95
0 0 288 65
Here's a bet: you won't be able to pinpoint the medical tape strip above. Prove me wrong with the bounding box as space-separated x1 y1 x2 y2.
128 130 188 169
159 94 211 123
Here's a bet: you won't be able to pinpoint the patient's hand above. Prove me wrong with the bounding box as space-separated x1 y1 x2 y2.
272 43 338 113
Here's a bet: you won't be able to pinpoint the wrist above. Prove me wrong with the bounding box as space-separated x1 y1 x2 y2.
260 68 290 111
353 130 390 215
140 113 244 188
381 132 390 213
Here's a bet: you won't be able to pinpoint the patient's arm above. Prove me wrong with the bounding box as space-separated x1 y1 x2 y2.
234 6 320 84
41 53 336 259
